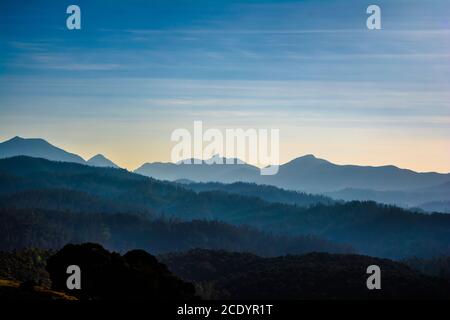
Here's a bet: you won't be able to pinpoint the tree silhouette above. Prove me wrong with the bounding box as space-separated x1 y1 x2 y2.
46 243 197 300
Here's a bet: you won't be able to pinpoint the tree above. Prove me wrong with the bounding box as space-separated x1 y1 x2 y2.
46 243 197 300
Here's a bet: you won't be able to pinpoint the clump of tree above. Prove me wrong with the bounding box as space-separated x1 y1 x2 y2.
46 243 197 300
0 248 53 287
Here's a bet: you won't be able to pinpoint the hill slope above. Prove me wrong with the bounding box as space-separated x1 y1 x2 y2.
162 249 450 299
182 181 335 207
0 279 77 301
327 181 450 211
0 208 352 256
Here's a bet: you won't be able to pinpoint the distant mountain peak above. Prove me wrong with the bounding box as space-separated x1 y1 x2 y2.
0 136 86 164
87 154 119 168
285 154 331 167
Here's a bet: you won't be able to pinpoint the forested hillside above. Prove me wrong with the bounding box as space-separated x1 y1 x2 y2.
1 156 450 258
161 249 450 299
181 181 335 206
0 208 352 256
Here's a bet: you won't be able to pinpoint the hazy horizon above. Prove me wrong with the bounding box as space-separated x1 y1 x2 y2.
1 134 450 174
1 0 449 172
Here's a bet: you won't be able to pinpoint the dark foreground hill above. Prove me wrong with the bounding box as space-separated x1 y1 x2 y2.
0 244 196 301
2 246 450 300
0 279 77 301
161 249 450 300
0 244 199 301
46 243 197 300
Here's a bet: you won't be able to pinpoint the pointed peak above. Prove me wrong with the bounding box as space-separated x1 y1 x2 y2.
87 154 119 168
4 136 25 143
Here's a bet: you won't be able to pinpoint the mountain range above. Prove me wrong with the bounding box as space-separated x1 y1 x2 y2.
1 136 448 210
136 155 450 210
136 154 450 192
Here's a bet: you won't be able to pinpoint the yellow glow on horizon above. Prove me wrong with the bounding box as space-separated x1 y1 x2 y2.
1 123 449 174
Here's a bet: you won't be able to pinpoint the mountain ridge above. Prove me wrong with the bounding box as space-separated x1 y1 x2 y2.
2 136 448 202
136 154 450 193
0 136 119 169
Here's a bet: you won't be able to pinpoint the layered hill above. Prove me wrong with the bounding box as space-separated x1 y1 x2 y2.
136 154 450 193
1 156 450 258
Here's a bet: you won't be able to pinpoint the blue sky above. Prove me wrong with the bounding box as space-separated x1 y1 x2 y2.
0 0 449 171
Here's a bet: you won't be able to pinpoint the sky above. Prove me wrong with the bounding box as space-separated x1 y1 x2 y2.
0 0 449 172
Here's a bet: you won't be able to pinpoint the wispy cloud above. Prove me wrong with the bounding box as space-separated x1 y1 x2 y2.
29 53 121 71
